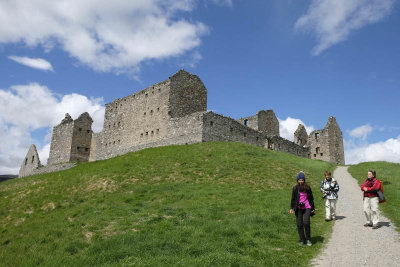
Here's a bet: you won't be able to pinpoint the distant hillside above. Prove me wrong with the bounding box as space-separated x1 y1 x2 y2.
0 174 18 183
0 142 336 266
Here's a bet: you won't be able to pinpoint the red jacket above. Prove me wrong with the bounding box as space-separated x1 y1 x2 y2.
361 178 381 198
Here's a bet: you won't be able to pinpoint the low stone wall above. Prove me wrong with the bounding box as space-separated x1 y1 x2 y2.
91 112 204 161
19 163 77 178
202 112 266 147
268 136 309 158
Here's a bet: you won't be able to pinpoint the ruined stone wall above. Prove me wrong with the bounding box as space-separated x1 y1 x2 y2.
90 79 172 161
258 110 279 137
203 112 266 147
47 116 74 165
22 163 76 177
19 145 42 177
325 117 345 164
268 136 309 158
237 114 258 131
307 117 345 164
89 70 207 162
308 129 331 162
168 70 207 118
238 110 279 137
70 113 93 163
91 112 205 161
294 124 308 146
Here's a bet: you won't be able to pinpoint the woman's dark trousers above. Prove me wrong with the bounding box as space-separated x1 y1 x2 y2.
295 208 311 242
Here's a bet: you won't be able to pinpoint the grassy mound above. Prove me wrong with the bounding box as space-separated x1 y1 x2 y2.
348 162 400 232
0 142 336 266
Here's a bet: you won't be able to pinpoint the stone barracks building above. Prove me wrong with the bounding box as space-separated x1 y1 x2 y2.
19 70 345 177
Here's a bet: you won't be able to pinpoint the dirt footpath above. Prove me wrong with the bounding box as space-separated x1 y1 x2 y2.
311 166 400 267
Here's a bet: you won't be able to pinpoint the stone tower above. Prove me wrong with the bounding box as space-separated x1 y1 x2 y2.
308 117 345 164
238 109 279 137
19 144 42 177
294 124 308 147
47 112 93 165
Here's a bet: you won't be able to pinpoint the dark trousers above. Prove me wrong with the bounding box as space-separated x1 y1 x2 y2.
295 208 311 242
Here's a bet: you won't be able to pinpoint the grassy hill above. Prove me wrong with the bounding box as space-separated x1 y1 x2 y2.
348 162 400 232
0 142 336 266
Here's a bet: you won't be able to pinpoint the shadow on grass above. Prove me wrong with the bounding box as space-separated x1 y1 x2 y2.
311 236 325 244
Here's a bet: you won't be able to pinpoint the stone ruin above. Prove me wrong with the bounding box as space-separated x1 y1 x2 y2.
19 70 345 177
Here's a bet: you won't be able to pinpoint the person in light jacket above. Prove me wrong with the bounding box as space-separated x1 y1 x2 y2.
320 171 339 221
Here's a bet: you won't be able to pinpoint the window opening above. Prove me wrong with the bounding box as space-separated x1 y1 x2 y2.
244 119 248 126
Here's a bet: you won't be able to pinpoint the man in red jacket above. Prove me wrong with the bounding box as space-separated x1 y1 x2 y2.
361 169 381 229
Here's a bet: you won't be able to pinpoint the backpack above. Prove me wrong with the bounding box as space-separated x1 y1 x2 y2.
377 179 386 203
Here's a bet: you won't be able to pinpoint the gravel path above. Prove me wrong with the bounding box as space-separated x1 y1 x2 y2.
311 166 400 267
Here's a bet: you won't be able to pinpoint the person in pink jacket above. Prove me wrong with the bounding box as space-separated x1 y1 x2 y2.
361 169 381 229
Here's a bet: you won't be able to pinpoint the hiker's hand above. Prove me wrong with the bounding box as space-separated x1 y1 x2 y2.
290 209 293 214
364 187 368 191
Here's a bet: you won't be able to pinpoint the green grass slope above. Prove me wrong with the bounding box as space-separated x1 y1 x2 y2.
0 142 336 266
348 162 400 232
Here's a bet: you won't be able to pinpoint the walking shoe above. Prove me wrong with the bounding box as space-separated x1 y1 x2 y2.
372 224 379 229
306 240 312 246
331 216 336 221
299 241 304 246
325 218 331 222
364 223 372 227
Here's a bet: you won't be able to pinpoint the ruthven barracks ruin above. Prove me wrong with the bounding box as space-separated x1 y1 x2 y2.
19 70 345 177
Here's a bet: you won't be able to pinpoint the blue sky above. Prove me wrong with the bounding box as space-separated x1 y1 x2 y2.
1 0 399 174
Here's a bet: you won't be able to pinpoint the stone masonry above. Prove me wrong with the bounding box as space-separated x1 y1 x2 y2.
19 70 345 177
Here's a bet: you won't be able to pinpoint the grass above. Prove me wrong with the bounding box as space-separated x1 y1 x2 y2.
0 142 336 266
348 161 400 232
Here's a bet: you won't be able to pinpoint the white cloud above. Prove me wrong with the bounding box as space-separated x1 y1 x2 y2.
211 0 233 7
0 0 210 74
345 135 400 164
279 117 315 141
8 56 54 71
0 83 105 174
295 0 394 55
348 124 372 140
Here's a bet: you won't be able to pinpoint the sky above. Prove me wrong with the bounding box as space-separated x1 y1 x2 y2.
1 0 399 174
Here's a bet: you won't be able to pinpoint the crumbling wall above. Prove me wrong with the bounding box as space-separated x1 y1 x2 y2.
70 112 93 163
268 136 309 158
168 70 207 118
47 114 74 165
90 79 172 161
325 117 345 164
294 124 308 147
238 110 279 137
19 144 42 177
203 112 266 147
